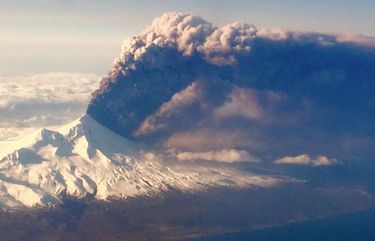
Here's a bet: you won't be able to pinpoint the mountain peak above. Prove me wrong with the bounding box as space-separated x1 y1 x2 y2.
0 115 282 209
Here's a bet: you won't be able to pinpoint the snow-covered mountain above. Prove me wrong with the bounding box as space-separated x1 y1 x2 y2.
0 115 281 209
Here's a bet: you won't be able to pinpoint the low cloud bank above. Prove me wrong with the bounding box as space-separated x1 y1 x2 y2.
0 72 99 141
274 154 337 166
176 149 259 163
0 72 99 110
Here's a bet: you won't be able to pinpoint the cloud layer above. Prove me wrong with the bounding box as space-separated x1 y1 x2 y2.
274 154 336 166
0 72 100 141
88 12 375 163
0 72 99 110
176 149 259 163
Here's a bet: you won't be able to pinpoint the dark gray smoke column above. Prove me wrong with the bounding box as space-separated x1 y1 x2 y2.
87 12 375 161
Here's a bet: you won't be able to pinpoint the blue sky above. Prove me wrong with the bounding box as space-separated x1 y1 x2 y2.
1 0 374 74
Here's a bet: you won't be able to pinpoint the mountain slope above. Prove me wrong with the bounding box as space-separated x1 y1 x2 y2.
0 115 281 208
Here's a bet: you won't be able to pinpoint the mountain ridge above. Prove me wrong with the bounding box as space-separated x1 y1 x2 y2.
0 115 281 209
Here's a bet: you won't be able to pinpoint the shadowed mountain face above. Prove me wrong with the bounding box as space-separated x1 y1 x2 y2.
87 12 375 162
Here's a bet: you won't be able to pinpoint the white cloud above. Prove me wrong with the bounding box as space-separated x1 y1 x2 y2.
176 149 259 163
336 33 375 46
0 98 11 109
0 127 37 142
274 154 337 166
0 72 99 110
0 72 100 141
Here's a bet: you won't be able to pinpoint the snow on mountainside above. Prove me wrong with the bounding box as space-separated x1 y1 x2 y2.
0 115 281 208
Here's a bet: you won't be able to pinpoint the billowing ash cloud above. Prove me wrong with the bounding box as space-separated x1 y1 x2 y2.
88 12 375 163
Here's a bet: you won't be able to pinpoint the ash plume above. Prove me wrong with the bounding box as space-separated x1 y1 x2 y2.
88 12 375 163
